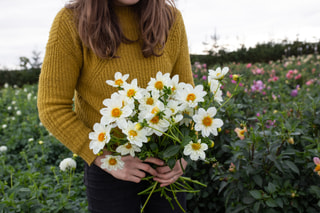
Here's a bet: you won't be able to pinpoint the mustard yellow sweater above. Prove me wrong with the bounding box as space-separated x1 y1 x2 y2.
37 6 194 165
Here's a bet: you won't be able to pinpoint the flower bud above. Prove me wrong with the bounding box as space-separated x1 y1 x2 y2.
210 141 215 148
232 74 240 81
287 137 294 144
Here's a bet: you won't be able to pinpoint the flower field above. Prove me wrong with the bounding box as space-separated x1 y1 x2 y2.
1 54 320 212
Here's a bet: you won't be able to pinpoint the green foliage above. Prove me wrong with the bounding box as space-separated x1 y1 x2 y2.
191 41 320 67
186 54 320 212
0 84 87 212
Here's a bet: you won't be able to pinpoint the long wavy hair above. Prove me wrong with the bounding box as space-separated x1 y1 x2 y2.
66 0 176 58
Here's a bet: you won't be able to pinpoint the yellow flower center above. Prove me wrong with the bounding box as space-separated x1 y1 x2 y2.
155 81 164 90
125 143 132 149
129 130 138 137
191 143 201 151
202 116 213 127
146 97 154 105
315 165 320 172
109 158 117 166
150 115 160 124
127 89 136 98
186 93 196 102
115 79 123 86
111 108 122 117
239 129 246 136
98 132 106 142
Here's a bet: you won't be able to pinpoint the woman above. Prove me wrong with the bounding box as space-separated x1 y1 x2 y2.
37 0 194 212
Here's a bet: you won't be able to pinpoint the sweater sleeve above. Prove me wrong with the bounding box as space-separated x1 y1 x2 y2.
37 8 96 165
169 10 194 86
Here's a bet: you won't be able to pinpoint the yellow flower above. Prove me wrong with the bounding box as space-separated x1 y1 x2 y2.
38 140 44 145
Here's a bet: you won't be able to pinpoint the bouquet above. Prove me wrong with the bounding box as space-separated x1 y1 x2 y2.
89 67 237 212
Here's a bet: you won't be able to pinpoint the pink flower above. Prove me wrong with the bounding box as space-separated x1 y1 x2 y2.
231 80 237 84
229 163 236 172
256 113 260 117
239 83 244 87
246 63 252 68
202 76 207 80
306 79 314 86
193 74 198 78
295 74 302 80
234 127 247 140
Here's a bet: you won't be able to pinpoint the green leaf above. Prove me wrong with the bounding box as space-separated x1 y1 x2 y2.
149 142 158 151
167 158 176 169
265 198 277 207
218 181 228 194
275 198 283 208
162 145 180 158
284 160 300 175
253 175 263 187
249 190 262 200
253 201 261 212
266 182 277 194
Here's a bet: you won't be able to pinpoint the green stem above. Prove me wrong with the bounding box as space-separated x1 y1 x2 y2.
146 125 181 143
216 80 240 112
170 184 186 213
140 182 158 213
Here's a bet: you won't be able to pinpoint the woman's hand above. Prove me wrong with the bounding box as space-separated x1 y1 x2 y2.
94 151 164 183
153 158 188 187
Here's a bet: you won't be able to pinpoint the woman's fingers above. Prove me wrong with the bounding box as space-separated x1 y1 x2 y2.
144 157 164 166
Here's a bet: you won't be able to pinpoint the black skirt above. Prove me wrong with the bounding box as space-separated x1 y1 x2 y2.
84 163 186 213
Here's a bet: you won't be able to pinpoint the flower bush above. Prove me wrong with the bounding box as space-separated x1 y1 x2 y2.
186 54 320 213
0 53 319 212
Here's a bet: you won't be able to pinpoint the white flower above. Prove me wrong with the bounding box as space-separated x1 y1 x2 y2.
7 106 12 111
16 110 22 116
209 79 223 104
116 142 141 157
121 121 149 147
0 145 8 153
28 138 34 142
89 123 112 154
27 93 32 100
119 79 143 104
2 124 7 129
208 67 229 80
183 140 208 161
100 155 124 171
4 83 9 88
59 158 77 171
100 93 133 128
179 106 194 126
138 91 159 111
11 101 16 105
141 102 170 136
147 71 171 92
193 107 223 137
106 72 129 88
176 84 206 108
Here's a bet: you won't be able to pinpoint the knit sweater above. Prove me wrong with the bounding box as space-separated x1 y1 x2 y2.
37 5 194 165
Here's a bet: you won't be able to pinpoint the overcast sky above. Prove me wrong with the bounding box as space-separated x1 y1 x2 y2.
1 0 320 69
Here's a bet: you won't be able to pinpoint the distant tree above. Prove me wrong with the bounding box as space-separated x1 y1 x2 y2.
19 50 42 70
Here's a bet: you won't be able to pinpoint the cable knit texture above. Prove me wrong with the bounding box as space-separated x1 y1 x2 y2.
37 6 194 165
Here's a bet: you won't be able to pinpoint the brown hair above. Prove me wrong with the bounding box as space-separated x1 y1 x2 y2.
66 0 176 58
